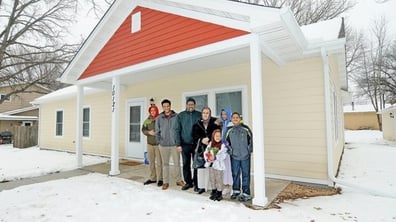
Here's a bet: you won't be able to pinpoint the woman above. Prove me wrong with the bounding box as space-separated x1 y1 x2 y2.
192 106 221 194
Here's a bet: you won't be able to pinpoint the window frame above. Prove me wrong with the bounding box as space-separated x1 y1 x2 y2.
55 110 64 137
0 93 11 102
182 85 249 124
82 106 91 138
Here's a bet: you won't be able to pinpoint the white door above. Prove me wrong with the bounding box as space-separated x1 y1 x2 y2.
126 99 145 159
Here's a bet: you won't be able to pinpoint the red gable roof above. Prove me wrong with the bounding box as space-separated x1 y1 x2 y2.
78 6 249 80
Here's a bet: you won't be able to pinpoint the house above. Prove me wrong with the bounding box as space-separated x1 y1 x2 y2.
32 0 347 206
379 105 396 141
0 84 49 134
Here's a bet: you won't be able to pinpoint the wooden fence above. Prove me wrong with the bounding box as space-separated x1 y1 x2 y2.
13 126 38 148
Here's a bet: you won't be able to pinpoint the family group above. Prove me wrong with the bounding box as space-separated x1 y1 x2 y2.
141 98 253 202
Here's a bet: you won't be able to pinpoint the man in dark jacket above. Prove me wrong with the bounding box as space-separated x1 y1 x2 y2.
176 98 201 191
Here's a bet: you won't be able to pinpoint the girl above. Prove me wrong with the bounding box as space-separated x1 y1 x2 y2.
204 129 229 201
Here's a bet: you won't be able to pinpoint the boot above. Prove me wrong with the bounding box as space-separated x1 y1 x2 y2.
209 189 217 200
215 190 223 201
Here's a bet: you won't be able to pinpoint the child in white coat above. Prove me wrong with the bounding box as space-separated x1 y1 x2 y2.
204 129 229 201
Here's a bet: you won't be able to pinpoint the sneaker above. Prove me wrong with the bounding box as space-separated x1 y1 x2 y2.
238 193 252 202
143 179 156 185
157 180 163 187
230 191 240 199
162 183 169 190
176 181 185 187
181 183 193 190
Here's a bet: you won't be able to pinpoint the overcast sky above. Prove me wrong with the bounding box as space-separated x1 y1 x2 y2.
343 0 396 37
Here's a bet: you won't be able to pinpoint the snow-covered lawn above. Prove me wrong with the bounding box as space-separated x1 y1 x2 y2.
0 146 107 182
0 130 395 222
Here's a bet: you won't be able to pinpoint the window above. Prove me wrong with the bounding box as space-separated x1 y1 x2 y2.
186 94 208 112
0 94 10 102
83 107 90 137
215 91 242 117
184 86 247 122
22 121 33 126
56 110 63 136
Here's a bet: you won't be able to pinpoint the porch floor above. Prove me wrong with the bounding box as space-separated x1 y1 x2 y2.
82 161 290 208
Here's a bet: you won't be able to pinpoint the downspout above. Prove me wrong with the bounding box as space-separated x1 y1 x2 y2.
321 47 396 199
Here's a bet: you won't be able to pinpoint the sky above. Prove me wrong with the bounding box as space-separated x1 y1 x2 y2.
343 0 396 37
0 130 395 222
67 0 396 42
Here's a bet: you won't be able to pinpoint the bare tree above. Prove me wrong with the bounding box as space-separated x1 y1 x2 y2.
348 17 391 130
380 40 396 103
231 0 356 25
0 0 112 104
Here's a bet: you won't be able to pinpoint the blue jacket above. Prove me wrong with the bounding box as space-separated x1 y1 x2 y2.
225 123 253 160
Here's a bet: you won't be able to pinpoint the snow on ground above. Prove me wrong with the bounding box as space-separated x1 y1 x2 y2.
0 146 107 182
0 131 395 222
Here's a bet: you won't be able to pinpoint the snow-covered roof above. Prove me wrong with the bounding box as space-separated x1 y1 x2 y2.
301 18 343 43
0 114 37 121
1 106 38 115
344 104 392 113
31 85 105 105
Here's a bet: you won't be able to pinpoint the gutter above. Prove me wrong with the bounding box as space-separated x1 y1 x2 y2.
321 47 396 199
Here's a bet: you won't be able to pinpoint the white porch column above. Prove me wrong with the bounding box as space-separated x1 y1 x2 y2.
76 85 83 168
250 33 268 207
110 76 121 175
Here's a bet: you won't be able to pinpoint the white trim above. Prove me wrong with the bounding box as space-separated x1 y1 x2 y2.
138 0 252 31
110 76 120 175
76 85 83 168
266 174 329 185
60 0 138 84
125 97 147 159
131 11 141 33
250 33 267 207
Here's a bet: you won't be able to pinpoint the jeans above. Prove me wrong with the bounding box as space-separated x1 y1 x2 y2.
181 144 197 186
231 157 251 195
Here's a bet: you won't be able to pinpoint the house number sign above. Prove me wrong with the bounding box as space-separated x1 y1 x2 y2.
112 84 116 112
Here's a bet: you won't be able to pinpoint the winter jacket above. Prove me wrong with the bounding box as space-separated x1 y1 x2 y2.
141 117 158 145
204 142 228 171
176 109 201 145
192 117 221 145
225 123 253 160
155 111 179 146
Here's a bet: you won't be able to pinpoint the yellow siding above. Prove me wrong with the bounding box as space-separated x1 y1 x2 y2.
39 92 115 156
263 57 328 181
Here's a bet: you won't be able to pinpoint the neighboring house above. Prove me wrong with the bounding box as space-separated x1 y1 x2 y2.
0 84 49 134
379 105 396 141
32 0 347 206
344 103 381 130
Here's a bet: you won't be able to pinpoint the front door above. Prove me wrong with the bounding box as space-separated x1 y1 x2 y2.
126 98 145 159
